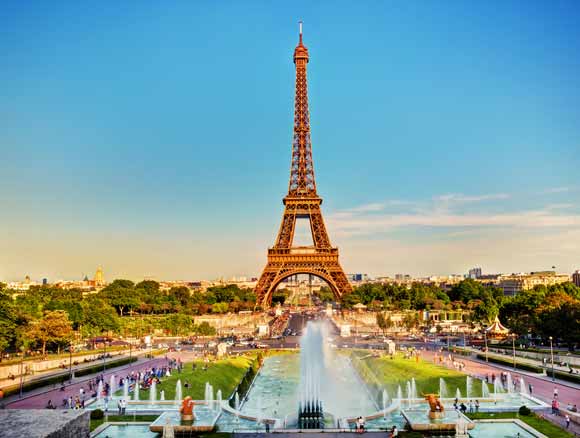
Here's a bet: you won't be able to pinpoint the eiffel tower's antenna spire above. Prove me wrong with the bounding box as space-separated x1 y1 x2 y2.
290 21 314 197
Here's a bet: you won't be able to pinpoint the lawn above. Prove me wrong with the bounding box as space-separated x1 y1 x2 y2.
467 412 575 438
148 355 255 401
346 350 468 396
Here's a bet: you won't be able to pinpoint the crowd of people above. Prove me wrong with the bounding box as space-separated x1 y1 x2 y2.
43 356 184 411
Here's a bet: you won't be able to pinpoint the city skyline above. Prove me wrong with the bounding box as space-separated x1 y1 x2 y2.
1 1 579 281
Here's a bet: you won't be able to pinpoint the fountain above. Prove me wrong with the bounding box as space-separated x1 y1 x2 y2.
481 380 490 398
411 378 417 401
96 380 104 407
175 379 182 403
297 322 325 429
406 381 412 405
204 382 214 410
439 378 449 399
455 388 462 400
382 389 389 418
466 376 473 399
160 390 165 401
396 385 403 403
234 392 240 411
162 417 175 438
150 380 157 402
123 380 129 400
519 377 528 396
506 373 513 394
401 393 475 433
216 389 223 411
134 383 139 401
493 378 503 397
109 375 116 397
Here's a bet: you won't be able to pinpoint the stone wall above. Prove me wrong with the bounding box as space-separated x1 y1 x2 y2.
0 409 90 438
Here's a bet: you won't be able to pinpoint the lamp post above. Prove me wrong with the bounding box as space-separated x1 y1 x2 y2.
69 340 73 383
102 338 107 373
549 336 555 382
511 333 516 370
18 346 25 398
484 330 489 362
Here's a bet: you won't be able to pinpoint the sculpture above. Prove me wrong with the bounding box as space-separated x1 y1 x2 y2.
424 393 445 419
179 396 196 421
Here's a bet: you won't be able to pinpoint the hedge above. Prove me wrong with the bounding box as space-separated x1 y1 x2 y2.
74 356 138 377
475 354 542 373
1 371 69 397
551 370 580 384
228 353 263 408
491 344 579 357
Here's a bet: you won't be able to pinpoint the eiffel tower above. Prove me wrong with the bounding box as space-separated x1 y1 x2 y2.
255 23 352 308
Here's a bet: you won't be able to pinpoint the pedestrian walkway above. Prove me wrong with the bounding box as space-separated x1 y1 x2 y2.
2 355 168 409
469 346 579 377
422 350 580 436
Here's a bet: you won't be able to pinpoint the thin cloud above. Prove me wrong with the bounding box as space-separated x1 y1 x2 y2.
541 187 570 194
433 193 510 203
328 205 580 238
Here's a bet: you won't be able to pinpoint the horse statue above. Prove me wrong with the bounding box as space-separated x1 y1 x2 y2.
423 393 445 419
180 396 196 421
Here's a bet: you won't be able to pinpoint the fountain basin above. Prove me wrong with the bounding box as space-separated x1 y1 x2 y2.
149 408 220 434
401 409 474 432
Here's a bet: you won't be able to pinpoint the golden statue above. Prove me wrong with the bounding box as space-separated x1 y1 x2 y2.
424 393 445 419
179 396 196 421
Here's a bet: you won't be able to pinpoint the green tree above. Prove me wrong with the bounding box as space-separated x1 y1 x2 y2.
26 310 73 355
194 321 216 336
81 297 120 335
0 290 17 358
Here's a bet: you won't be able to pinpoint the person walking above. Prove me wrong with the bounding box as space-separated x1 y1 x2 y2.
565 414 570 429
553 387 558 399
528 383 533 395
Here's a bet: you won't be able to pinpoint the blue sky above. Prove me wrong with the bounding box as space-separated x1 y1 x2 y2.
1 1 579 282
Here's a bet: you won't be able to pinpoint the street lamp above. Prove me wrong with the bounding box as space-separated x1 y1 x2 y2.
511 333 516 370
102 338 107 373
549 336 555 382
69 340 73 383
483 330 489 363
18 346 25 398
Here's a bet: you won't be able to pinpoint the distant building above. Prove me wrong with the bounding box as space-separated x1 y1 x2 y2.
94 267 105 287
573 270 580 287
348 273 368 282
498 271 570 296
394 274 411 283
468 267 482 279
42 278 48 285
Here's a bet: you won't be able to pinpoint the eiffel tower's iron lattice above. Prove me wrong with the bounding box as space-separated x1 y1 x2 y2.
255 24 352 308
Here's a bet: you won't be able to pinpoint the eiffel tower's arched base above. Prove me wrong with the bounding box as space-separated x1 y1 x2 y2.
255 250 352 309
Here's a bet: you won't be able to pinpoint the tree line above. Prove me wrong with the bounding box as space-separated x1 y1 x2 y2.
0 280 255 357
322 279 580 346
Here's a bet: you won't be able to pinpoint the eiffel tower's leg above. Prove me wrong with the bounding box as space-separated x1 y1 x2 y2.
275 206 296 248
308 205 331 248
